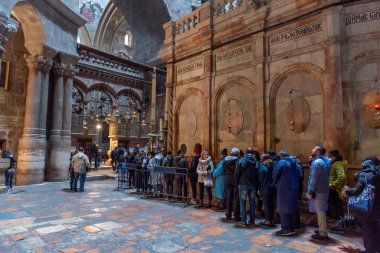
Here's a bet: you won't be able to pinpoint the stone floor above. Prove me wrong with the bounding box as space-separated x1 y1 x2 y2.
0 179 364 253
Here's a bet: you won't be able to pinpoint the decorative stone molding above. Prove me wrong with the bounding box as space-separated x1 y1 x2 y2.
53 63 78 77
0 12 19 57
24 55 49 71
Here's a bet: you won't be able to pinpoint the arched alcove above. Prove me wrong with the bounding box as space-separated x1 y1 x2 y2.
215 77 256 153
174 88 205 153
270 67 324 162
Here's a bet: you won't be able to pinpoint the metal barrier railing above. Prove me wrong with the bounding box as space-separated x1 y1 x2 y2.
115 163 190 207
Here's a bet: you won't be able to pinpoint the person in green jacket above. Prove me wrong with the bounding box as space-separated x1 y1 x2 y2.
327 149 347 234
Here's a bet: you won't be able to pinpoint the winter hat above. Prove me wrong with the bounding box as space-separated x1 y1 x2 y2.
220 148 228 156
231 147 240 156
329 150 342 160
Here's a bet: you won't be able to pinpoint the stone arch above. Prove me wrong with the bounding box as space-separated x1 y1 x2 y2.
11 2 45 55
269 63 325 162
214 76 256 154
73 78 88 95
344 50 380 161
117 88 143 105
174 88 205 153
87 83 117 102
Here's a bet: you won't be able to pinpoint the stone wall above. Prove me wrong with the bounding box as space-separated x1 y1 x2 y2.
0 23 28 157
161 0 380 164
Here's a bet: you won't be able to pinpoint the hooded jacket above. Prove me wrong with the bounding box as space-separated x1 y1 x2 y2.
329 159 348 199
235 154 258 187
197 156 214 183
223 155 239 184
72 152 90 174
273 156 300 213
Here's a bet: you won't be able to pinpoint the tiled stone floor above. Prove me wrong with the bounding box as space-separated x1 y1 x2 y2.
0 180 363 253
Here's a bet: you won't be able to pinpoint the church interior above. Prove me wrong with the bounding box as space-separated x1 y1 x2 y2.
1 0 379 186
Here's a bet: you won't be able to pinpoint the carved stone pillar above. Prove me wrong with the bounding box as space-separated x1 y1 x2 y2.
46 64 68 181
47 53 79 181
17 55 50 185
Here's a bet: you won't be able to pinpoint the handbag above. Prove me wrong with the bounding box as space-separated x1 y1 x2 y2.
347 174 376 212
204 177 213 187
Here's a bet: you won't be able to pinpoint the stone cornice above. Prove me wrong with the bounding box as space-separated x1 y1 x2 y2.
44 0 87 27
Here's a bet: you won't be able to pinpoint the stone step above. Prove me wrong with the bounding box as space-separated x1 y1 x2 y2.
86 175 108 181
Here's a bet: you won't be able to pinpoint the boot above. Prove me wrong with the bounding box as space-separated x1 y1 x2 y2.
206 200 212 208
195 200 203 209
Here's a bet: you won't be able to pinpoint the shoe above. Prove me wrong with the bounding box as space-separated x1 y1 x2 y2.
328 227 345 234
258 221 275 228
235 221 249 228
234 217 242 222
79 189 85 192
221 217 232 223
206 203 212 208
275 230 296 236
311 234 329 241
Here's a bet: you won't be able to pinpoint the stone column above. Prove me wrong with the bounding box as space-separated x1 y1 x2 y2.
150 71 157 132
47 53 79 181
46 63 67 181
17 55 49 185
38 58 54 136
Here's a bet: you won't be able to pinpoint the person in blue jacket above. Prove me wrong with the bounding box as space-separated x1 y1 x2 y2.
307 145 331 241
213 148 227 211
272 150 300 236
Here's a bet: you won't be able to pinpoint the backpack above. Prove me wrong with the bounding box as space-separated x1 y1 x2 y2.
347 170 380 214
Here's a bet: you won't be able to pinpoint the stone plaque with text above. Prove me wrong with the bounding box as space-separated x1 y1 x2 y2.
176 60 204 81
216 44 253 71
269 21 322 46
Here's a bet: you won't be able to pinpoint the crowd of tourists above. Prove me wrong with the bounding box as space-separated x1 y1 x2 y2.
109 144 379 253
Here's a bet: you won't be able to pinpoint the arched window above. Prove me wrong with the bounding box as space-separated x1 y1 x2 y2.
124 33 129 46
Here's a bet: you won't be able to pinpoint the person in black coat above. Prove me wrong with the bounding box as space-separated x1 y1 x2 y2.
235 148 258 228
188 148 201 204
223 147 240 222
343 159 380 253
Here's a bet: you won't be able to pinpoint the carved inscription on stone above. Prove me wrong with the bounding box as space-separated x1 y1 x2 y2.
216 44 253 62
177 61 204 75
176 60 204 81
345 9 380 25
269 21 322 45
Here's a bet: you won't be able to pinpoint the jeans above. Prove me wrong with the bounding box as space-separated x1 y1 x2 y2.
73 172 86 191
239 185 256 224
5 169 15 189
280 213 296 232
69 170 75 190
